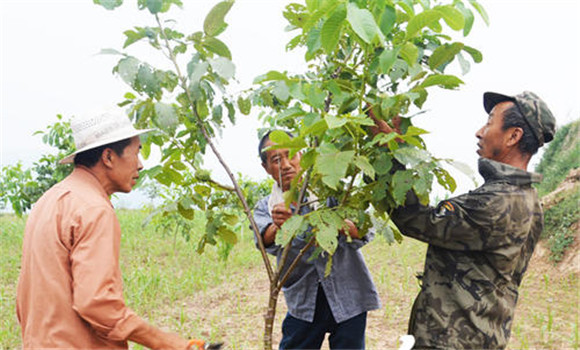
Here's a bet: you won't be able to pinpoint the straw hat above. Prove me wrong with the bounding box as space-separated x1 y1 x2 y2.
60 108 153 164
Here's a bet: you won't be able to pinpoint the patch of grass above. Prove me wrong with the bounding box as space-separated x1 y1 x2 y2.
535 119 580 197
1 210 578 349
542 188 580 262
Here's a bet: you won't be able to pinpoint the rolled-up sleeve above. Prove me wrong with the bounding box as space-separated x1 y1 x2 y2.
70 206 148 341
252 197 280 255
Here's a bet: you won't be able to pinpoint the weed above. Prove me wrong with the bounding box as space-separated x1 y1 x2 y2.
542 188 580 262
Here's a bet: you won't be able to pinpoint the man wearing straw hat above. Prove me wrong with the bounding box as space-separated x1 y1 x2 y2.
16 109 210 349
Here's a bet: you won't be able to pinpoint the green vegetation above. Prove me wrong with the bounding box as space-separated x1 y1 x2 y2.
542 189 580 263
534 118 580 262
1 210 577 349
535 119 580 197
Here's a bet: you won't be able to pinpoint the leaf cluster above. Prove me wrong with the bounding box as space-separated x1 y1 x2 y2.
251 0 485 250
0 115 74 216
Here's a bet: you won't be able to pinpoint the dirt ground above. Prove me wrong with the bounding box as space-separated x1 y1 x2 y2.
166 235 579 350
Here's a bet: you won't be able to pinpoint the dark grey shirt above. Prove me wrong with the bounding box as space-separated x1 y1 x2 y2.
253 195 381 323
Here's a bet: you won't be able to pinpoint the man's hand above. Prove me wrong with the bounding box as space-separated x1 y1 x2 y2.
272 203 293 228
340 219 360 240
367 107 402 138
264 203 294 246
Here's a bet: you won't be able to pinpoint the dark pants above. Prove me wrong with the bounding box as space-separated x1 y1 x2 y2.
279 286 367 350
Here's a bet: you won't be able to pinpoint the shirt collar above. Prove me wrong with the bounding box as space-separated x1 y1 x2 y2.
478 158 542 186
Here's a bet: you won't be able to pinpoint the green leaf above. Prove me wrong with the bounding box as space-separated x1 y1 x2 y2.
420 74 463 89
391 170 413 205
154 102 178 133
406 10 441 38
277 215 305 247
188 60 209 85
457 52 470 75
321 4 346 54
399 42 418 66
429 42 464 70
468 0 489 26
237 96 251 115
222 213 239 226
378 49 398 74
373 152 393 175
346 3 384 44
268 131 307 150
117 57 140 85
202 37 232 59
316 150 355 189
456 2 475 36
93 0 123 10
324 255 333 277
433 5 465 31
379 5 397 36
146 0 162 14
98 48 122 55
217 226 238 244
194 184 211 196
462 45 483 63
272 81 290 102
324 114 348 129
177 202 194 220
253 70 288 84
354 155 375 178
394 147 431 167
303 83 326 109
317 223 339 255
204 0 234 37
434 167 457 192
209 57 235 80
136 64 161 97
305 26 322 61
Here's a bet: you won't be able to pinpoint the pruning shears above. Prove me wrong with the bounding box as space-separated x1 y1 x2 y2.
188 339 224 350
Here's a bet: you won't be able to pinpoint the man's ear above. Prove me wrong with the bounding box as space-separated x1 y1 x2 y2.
506 127 524 147
102 148 114 168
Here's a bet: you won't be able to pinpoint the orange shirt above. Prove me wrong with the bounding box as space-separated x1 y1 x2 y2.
16 166 148 349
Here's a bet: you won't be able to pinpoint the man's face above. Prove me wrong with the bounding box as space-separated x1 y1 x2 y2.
107 136 143 194
475 101 513 161
262 139 301 192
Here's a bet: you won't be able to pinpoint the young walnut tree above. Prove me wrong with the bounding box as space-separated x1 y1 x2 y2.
88 0 488 349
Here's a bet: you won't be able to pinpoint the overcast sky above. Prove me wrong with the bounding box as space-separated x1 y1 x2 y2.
1 0 579 207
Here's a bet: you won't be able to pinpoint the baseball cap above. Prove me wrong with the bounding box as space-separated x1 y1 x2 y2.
483 91 556 147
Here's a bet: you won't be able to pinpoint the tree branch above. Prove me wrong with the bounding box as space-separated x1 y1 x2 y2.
155 14 274 282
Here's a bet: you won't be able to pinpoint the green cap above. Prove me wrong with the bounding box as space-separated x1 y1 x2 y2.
483 91 556 147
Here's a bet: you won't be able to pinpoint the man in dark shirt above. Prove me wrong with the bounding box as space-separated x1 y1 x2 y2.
373 91 555 349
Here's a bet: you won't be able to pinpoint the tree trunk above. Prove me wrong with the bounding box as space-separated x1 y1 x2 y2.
264 286 280 350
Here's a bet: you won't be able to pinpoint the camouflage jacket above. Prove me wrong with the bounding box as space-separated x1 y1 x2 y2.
392 158 544 349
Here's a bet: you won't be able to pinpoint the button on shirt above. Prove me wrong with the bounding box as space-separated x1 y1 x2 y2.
253 196 381 323
16 167 149 349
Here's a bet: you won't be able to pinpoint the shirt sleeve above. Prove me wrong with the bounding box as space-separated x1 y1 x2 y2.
253 197 280 255
69 205 148 342
391 187 512 252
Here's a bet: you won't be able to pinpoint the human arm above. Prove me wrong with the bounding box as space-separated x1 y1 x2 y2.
69 206 190 349
253 198 288 254
391 188 517 252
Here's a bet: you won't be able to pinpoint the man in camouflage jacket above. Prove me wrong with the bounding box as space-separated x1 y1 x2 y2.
377 91 556 349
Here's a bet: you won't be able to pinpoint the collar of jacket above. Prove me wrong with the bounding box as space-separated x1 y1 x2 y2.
478 157 542 186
